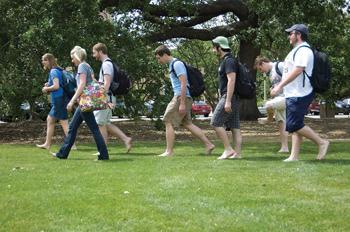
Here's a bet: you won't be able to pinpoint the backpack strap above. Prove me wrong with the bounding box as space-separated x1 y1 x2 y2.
292 45 312 87
101 58 115 101
170 59 190 88
274 62 283 77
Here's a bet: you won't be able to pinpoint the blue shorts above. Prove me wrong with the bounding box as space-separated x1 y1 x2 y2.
49 96 68 120
286 92 314 133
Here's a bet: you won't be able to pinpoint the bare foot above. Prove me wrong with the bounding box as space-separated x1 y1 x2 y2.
317 140 329 160
71 144 78 150
36 144 50 150
283 157 298 162
217 150 235 160
158 151 173 157
278 149 289 153
229 152 242 159
125 138 132 153
205 144 215 155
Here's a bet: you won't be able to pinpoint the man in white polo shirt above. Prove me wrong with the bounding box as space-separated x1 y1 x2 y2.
271 24 329 162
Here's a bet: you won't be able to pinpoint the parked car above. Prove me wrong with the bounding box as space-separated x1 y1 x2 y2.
192 100 211 117
335 98 350 115
308 100 320 115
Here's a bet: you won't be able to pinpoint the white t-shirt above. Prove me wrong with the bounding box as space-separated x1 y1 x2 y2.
282 42 314 98
100 58 116 104
270 62 284 97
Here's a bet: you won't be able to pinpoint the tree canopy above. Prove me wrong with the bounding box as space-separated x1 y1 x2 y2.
1 0 349 121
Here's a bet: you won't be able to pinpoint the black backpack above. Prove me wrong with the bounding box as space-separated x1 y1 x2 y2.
293 45 331 93
231 58 256 99
171 60 205 97
55 68 77 99
275 61 283 77
104 59 132 95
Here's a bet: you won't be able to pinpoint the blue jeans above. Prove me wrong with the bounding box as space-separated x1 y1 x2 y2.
56 107 109 160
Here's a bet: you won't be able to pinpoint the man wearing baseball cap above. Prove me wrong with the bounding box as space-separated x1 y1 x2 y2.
211 36 242 160
271 24 329 161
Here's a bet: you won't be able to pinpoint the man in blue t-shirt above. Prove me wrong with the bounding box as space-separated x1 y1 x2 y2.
154 45 215 157
211 36 242 160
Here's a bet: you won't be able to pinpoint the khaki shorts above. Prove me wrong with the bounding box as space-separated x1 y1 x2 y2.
163 96 193 127
265 97 286 122
94 108 113 126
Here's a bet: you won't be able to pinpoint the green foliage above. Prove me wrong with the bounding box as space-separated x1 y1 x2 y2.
0 0 114 121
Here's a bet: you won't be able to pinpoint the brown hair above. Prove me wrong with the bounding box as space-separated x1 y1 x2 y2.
93 42 108 55
254 56 271 69
42 53 58 70
154 45 171 56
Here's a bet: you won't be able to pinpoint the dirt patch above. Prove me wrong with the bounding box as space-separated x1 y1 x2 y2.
1 117 349 145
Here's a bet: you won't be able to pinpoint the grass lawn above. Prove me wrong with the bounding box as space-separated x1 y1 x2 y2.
0 140 350 232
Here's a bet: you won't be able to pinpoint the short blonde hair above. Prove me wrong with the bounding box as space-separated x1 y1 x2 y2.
70 46 87 62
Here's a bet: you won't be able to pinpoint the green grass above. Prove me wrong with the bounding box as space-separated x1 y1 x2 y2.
0 140 350 232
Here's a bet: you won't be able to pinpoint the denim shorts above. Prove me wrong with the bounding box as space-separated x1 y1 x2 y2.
210 94 240 129
286 92 314 133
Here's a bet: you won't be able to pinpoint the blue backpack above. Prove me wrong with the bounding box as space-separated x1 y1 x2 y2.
55 68 77 99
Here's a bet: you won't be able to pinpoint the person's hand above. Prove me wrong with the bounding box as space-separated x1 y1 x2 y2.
108 102 115 109
42 86 48 93
179 103 186 116
67 101 75 112
224 101 232 113
271 84 282 97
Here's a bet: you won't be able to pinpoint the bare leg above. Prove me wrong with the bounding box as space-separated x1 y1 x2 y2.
278 121 289 153
284 132 302 162
214 126 235 159
183 123 215 154
296 126 329 160
107 124 132 152
36 115 55 150
59 119 77 150
230 128 242 158
159 122 175 156
98 125 109 144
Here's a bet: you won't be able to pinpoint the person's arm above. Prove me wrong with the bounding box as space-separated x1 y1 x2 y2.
225 72 236 112
67 73 86 112
42 78 59 93
178 74 187 115
270 67 304 97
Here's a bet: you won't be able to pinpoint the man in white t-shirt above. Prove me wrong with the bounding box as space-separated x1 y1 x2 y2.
255 56 289 153
271 24 329 162
92 43 132 153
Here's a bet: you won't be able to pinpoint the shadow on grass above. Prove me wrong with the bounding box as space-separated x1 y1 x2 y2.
110 152 159 157
304 159 350 165
242 155 285 162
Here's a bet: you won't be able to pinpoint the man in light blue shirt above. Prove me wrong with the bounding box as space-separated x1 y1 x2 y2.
155 45 215 157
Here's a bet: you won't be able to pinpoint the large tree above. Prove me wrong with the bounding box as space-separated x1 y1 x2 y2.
99 0 350 119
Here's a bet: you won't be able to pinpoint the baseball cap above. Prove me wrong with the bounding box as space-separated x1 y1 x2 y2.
212 36 230 49
285 24 309 36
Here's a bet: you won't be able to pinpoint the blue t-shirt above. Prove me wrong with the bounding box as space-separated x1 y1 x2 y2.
169 59 190 97
48 68 63 101
76 62 93 86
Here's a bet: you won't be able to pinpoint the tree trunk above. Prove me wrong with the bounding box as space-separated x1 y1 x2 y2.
238 39 260 120
320 102 335 118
